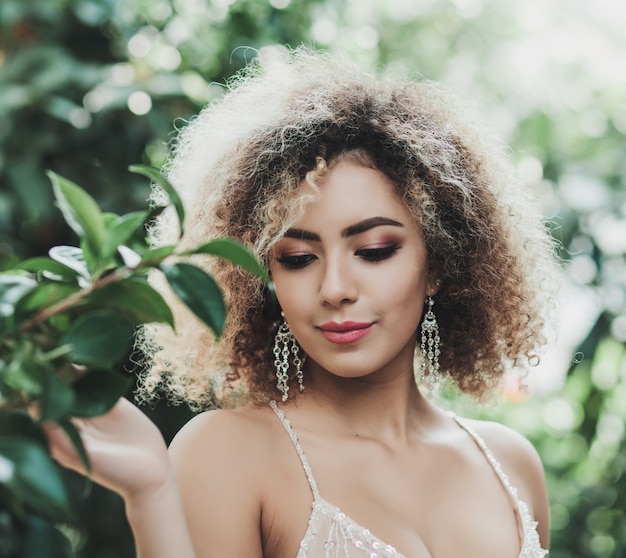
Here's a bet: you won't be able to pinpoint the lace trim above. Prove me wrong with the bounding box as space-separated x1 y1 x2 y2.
298 499 403 558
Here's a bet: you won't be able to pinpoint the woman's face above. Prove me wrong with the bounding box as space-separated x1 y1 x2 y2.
270 159 437 381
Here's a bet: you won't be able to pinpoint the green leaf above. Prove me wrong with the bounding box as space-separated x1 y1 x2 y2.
103 210 149 259
14 257 79 283
0 274 37 317
39 373 76 421
146 204 166 221
20 515 73 557
129 165 185 236
0 411 47 446
71 371 131 418
161 263 225 337
47 171 106 261
3 359 45 397
56 419 91 478
185 238 269 282
21 282 79 312
102 212 119 227
48 314 71 334
80 238 99 275
84 277 175 327
140 245 176 265
48 246 90 283
0 437 70 521
61 311 135 367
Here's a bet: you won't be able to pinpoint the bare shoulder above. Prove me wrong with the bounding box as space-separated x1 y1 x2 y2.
462 417 543 474
169 404 277 459
168 404 280 498
461 416 550 547
168 405 279 558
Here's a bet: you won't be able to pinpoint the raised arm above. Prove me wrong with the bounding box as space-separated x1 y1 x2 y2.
45 398 196 558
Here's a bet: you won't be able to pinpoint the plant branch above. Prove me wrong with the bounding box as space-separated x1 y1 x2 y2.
21 268 130 333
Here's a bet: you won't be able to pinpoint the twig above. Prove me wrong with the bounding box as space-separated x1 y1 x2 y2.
21 268 129 333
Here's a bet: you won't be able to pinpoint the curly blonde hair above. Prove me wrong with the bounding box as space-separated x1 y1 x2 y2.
136 47 559 409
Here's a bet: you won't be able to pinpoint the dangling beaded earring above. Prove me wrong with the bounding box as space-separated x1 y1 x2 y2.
419 296 440 398
273 313 305 402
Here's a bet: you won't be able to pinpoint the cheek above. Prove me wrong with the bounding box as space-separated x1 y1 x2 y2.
384 269 427 315
379 252 427 292
271 273 306 317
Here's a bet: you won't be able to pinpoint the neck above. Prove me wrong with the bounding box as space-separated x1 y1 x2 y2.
301 361 432 442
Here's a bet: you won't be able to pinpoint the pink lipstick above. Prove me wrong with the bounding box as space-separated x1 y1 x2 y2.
318 321 373 344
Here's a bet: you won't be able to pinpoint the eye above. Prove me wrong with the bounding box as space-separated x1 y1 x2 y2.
355 244 400 262
276 254 317 269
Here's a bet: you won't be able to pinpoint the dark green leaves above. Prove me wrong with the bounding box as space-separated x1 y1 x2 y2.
161 263 226 337
1 165 270 540
0 438 70 520
84 278 175 327
40 373 76 422
56 420 91 479
62 312 135 367
72 371 131 418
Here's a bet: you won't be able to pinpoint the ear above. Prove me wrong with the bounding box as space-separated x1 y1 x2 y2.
426 277 442 297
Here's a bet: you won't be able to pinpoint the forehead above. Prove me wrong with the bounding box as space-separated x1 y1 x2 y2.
292 159 413 229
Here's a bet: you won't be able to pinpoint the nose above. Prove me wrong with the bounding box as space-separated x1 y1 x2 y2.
319 255 358 307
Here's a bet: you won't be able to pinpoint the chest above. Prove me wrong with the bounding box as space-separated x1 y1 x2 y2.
262 435 523 558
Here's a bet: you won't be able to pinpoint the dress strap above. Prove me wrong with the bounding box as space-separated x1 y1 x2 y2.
449 413 522 506
269 400 321 501
450 413 550 555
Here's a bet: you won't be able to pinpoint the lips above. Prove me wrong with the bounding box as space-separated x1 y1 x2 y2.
318 321 373 344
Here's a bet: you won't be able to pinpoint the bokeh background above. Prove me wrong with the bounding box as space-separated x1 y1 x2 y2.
1 0 625 556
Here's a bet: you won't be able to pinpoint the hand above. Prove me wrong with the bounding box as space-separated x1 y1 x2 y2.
43 398 170 501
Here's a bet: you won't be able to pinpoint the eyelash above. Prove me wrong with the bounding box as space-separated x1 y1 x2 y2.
276 244 400 269
276 254 317 269
355 244 400 262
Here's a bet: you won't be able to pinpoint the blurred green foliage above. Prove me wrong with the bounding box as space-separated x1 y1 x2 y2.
1 0 625 556
0 165 267 558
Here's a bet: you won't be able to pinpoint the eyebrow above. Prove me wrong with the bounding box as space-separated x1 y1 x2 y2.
283 216 404 241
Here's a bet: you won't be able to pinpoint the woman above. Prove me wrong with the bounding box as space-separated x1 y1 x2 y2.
47 48 558 557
